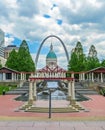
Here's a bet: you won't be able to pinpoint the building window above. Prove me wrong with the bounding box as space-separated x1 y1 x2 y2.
6 73 12 79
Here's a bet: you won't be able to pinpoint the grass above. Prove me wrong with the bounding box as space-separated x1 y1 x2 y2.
0 85 17 95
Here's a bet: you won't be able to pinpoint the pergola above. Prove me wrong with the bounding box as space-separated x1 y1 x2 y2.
85 67 105 82
28 65 76 104
0 67 20 81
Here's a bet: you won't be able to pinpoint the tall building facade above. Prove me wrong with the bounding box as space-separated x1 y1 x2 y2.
0 29 5 57
4 45 19 59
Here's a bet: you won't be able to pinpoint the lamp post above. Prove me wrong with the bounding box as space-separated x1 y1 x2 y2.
47 81 58 119
49 89 52 118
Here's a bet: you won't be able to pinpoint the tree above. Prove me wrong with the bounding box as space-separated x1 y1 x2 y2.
86 45 100 70
20 40 29 52
6 49 18 70
68 41 86 72
101 60 105 67
17 40 35 72
6 40 35 72
68 52 78 71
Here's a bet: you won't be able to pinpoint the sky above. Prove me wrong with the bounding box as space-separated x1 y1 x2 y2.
0 0 105 69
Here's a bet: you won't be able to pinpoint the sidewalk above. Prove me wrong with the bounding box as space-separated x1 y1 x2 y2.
0 120 105 130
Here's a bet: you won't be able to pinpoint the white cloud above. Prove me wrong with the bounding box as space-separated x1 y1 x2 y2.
0 0 105 69
5 35 14 46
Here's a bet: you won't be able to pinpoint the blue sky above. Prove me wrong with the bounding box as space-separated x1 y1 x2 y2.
1 0 105 68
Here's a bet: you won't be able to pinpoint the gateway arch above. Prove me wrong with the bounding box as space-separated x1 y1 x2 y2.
35 35 69 67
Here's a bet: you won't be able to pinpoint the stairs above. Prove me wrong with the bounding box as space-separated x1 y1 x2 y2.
20 99 85 113
75 82 99 95
6 81 29 95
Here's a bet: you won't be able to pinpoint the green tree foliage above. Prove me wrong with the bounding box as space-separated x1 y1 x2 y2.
17 40 35 72
68 52 78 71
20 40 29 52
68 41 86 72
68 43 100 72
6 40 35 72
86 45 100 70
6 49 18 70
101 59 105 67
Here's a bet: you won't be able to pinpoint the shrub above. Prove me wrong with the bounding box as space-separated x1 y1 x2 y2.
100 88 105 96
0 85 17 95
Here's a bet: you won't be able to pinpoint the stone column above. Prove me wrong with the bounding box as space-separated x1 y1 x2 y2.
79 73 81 81
97 74 100 82
3 73 5 80
68 81 71 101
82 73 85 81
92 72 94 82
33 81 37 100
28 81 33 104
71 73 74 78
101 72 103 83
71 80 75 100
70 73 75 104
23 73 25 80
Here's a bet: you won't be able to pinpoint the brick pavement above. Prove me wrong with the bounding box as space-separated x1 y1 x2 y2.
0 94 105 120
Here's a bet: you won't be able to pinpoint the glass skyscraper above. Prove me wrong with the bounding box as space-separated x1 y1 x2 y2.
0 29 4 57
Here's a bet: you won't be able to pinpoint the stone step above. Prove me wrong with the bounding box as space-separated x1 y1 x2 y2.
77 91 98 95
75 82 99 95
6 90 28 95
25 107 79 113
5 81 29 95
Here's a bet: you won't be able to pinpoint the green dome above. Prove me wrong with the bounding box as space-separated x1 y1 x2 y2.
46 44 57 59
46 51 57 59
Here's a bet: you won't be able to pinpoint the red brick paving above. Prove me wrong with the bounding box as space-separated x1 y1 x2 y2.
0 94 105 119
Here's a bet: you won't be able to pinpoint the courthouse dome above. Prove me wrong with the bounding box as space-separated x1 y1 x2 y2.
46 44 57 59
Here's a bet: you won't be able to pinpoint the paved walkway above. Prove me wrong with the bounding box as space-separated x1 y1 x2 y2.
0 120 105 130
0 95 105 129
0 95 105 119
34 100 70 108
